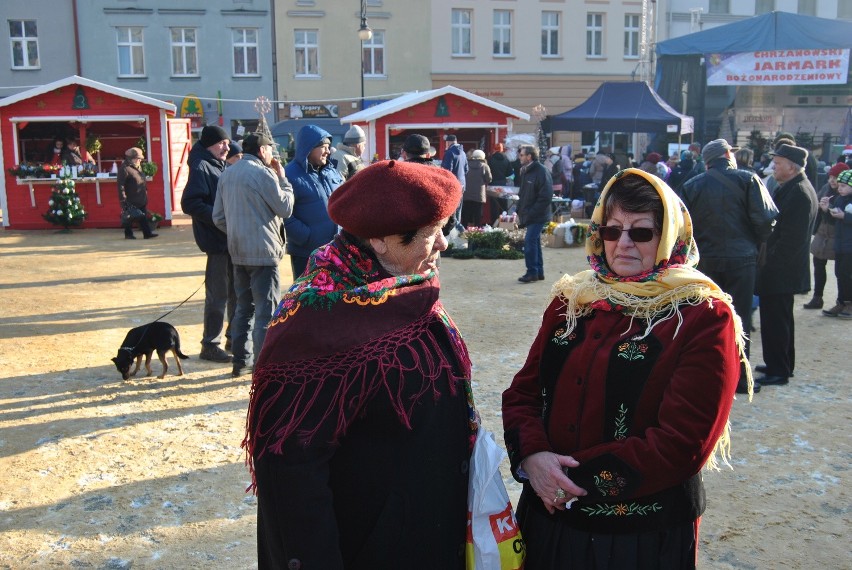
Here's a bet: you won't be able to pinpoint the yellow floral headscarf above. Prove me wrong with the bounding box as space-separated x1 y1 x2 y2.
550 168 752 467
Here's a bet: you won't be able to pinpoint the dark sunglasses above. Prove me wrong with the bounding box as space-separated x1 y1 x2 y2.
598 226 656 242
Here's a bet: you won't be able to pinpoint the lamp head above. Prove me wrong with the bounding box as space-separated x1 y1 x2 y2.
358 21 373 41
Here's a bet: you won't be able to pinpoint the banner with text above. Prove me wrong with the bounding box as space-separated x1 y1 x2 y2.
706 49 849 86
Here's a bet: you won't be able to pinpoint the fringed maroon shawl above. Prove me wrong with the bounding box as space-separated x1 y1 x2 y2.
243 232 476 490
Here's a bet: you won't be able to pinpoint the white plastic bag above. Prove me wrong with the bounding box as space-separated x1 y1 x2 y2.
466 426 525 570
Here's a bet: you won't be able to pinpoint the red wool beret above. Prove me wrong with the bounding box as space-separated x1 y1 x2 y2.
328 160 462 238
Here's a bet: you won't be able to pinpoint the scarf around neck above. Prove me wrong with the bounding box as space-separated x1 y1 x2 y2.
550 168 752 469
243 232 476 487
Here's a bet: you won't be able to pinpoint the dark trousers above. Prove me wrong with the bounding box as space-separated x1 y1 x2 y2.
758 293 795 377
835 253 852 303
232 264 280 367
290 255 309 281
523 222 545 277
123 208 154 238
202 252 236 348
812 256 829 298
698 257 756 361
460 201 483 228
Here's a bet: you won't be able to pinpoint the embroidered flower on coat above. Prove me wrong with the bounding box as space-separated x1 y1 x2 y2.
617 340 648 361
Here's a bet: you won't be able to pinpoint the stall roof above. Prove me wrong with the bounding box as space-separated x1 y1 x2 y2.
656 11 852 56
341 85 530 123
550 82 694 134
0 75 176 114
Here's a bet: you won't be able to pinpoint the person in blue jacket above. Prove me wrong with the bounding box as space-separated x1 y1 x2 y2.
283 124 345 279
440 134 468 228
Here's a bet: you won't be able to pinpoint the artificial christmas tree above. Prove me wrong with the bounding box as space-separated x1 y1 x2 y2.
42 175 87 230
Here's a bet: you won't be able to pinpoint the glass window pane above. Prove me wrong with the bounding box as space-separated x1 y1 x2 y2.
24 21 37 36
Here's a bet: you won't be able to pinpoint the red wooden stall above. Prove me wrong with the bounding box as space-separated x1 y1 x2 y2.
341 85 530 163
0 75 190 230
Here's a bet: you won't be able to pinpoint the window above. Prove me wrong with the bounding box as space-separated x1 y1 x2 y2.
797 0 816 16
624 14 640 58
451 9 472 56
586 13 603 58
116 26 145 77
541 11 559 57
709 0 729 14
841 1 852 18
170 28 198 76
233 28 259 76
755 0 775 15
9 20 39 69
362 30 385 77
493 10 512 56
294 29 318 77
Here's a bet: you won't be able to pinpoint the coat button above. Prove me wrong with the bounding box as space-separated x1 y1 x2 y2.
576 377 583 385
568 424 576 432
460 459 469 474
288 559 301 570
593 332 602 339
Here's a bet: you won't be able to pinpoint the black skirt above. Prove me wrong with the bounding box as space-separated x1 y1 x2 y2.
517 492 698 570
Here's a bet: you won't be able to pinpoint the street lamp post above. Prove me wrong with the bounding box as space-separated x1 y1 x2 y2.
358 0 373 110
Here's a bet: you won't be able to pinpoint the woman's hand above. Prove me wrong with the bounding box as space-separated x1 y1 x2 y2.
829 207 845 219
819 196 830 212
521 451 588 514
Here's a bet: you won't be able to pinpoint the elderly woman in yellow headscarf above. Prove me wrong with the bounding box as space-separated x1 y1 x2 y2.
502 168 750 569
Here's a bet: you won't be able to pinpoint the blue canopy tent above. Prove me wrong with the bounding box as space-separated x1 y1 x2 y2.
654 11 852 143
549 81 694 134
656 11 852 56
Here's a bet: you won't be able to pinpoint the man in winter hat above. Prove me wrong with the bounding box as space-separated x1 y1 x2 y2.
329 124 366 181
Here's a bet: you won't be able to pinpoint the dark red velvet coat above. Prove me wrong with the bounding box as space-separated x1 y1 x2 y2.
503 298 739 534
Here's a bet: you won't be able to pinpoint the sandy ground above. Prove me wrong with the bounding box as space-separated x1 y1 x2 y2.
0 218 849 569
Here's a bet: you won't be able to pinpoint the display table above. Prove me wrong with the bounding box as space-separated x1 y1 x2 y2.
12 175 141 208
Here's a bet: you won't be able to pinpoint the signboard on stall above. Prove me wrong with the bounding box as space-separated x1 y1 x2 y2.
706 49 849 86
290 104 338 118
180 94 204 129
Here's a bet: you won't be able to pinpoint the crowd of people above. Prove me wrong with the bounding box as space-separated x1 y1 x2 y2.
112 118 851 568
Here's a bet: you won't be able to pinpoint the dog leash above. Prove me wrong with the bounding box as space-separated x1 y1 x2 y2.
120 280 206 353
153 279 205 322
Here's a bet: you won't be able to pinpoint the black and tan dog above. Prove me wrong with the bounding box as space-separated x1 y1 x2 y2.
112 322 189 380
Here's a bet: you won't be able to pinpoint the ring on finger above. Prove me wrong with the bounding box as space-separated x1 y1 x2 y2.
555 488 566 500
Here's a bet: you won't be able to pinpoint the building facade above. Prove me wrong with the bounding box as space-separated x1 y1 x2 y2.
429 0 669 152
272 0 432 124
0 1 78 97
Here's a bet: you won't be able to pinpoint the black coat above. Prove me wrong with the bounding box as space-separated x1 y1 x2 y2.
180 143 228 253
678 159 778 259
755 172 818 295
253 322 470 570
516 161 553 227
487 152 514 185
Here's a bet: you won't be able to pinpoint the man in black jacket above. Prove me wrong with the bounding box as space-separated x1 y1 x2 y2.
180 125 235 363
754 144 818 387
516 145 553 283
679 139 778 393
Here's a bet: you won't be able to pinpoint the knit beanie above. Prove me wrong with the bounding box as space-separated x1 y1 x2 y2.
343 125 366 144
200 125 229 148
827 162 849 178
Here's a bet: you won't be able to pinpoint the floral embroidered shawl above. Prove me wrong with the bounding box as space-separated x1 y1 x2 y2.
243 232 475 488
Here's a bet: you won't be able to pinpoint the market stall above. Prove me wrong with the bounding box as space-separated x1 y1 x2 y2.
0 75 190 230
340 85 530 164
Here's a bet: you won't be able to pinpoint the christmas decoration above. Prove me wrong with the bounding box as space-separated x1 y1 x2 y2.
254 96 279 160
140 161 158 178
532 104 549 163
42 175 87 230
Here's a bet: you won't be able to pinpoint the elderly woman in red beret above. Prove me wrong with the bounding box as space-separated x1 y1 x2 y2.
244 160 476 569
